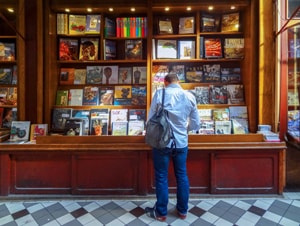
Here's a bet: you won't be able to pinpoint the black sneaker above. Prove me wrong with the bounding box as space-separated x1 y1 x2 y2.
145 207 167 222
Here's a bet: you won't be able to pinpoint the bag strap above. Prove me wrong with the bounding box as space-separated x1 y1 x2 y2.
162 88 165 109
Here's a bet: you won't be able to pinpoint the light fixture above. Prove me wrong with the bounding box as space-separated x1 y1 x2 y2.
130 7 135 12
65 8 70 12
165 7 170 11
87 8 92 12
208 6 214 11
230 6 236 10
7 8 14 13
186 6 192 11
109 8 114 12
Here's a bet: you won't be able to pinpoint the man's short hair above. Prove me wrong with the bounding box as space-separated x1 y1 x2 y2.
164 73 179 83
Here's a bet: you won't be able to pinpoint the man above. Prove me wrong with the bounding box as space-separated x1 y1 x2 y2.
145 73 200 222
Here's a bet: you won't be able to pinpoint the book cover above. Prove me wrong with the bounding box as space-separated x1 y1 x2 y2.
102 66 118 84
224 38 245 59
55 90 69 106
0 87 8 106
289 39 300 58
68 89 83 106
132 66 147 84
209 85 228 104
82 86 99 106
201 14 219 32
72 109 90 135
0 42 15 61
104 17 116 37
232 119 249 134
104 39 117 60
221 12 240 32
79 37 99 61
110 109 128 126
178 40 195 59
204 38 222 58
57 13 68 35
11 65 17 85
156 40 177 59
203 64 221 83
90 108 109 135
68 14 86 35
199 120 215 134
0 67 12 84
131 85 146 105
85 14 101 34
179 17 195 34
169 65 185 82
59 38 79 61
185 66 203 83
6 87 17 106
30 124 48 141
74 69 87 84
152 64 168 84
215 120 232 134
189 86 210 105
60 68 75 85
64 118 84 136
51 108 72 131
128 120 144 135
99 87 114 105
213 108 230 121
114 85 132 106
227 84 245 104
86 66 102 84
229 106 248 120
198 109 213 120
221 68 241 83
10 121 31 141
2 108 17 128
128 109 146 121
118 67 133 84
288 88 300 105
125 39 143 60
112 121 128 135
158 18 173 34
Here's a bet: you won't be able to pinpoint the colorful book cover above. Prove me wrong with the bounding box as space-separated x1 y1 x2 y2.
55 90 69 106
178 40 195 59
2 107 17 128
69 14 86 35
64 118 84 136
209 85 228 104
156 39 177 59
199 120 215 134
0 87 8 105
59 38 79 61
114 85 132 105
213 108 230 121
169 65 185 82
152 64 169 84
112 121 128 136
56 13 68 35
82 86 99 106
86 66 102 84
118 67 133 84
79 37 99 61
99 87 114 105
60 68 75 85
204 38 222 58
104 39 116 60
201 13 219 32
85 14 101 34
51 108 72 131
102 66 118 84
221 12 240 32
131 85 146 105
128 109 146 121
90 108 110 135
10 121 31 141
125 39 143 60
30 124 48 141
72 109 91 135
128 120 144 135
221 68 241 83
215 120 232 134
178 17 195 34
227 84 245 104
110 109 128 126
185 66 203 83
203 64 221 83
132 66 147 84
74 69 87 84
224 38 245 59
104 17 116 37
0 42 15 61
6 87 17 106
68 89 83 106
0 68 12 84
198 109 213 120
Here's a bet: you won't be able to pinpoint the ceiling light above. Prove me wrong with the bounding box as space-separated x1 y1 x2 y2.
165 7 170 11
7 8 14 13
109 8 114 12
65 8 70 12
208 6 213 11
87 8 92 12
186 6 192 11
131 8 135 12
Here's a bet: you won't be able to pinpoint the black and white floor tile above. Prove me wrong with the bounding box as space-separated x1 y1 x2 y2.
0 192 299 226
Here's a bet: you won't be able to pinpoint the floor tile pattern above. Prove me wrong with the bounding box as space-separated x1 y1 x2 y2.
0 192 299 226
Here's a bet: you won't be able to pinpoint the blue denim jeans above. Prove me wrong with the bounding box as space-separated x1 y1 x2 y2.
152 146 189 216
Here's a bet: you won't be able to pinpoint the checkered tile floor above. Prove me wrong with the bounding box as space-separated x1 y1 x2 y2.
0 192 299 226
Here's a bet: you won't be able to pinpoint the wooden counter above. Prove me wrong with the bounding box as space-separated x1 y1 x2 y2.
0 134 286 196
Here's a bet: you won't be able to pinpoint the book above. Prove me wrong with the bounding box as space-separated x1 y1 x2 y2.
102 66 118 84
224 38 245 59
72 109 90 135
128 109 146 121
68 14 86 35
179 17 195 34
79 38 99 61
118 67 133 84
86 66 102 84
0 42 15 61
0 133 10 142
74 69 87 84
221 12 240 32
104 17 116 37
0 67 12 84
156 40 177 59
89 108 109 135
198 120 215 135
231 119 249 134
131 85 147 105
104 39 117 60
185 66 203 83
229 106 248 120
68 89 83 106
128 120 144 135
64 118 85 136
221 68 241 83
189 86 210 105
158 18 173 34
178 40 195 59
209 85 228 104
110 109 128 126
0 87 8 106
201 13 220 32
10 121 31 142
2 108 17 128
99 87 114 105
204 38 222 58
6 87 17 106
51 108 72 131
11 65 17 85
55 90 69 106
82 86 99 106
213 108 230 121
227 84 245 104
132 66 147 84
215 120 232 134
289 39 300 58
56 13 68 35
125 39 143 60
169 65 185 82
198 109 213 120
288 88 300 105
112 121 128 135
203 64 221 83
59 38 79 61
114 85 132 105
152 64 169 84
60 68 75 85
85 14 101 34
30 124 48 141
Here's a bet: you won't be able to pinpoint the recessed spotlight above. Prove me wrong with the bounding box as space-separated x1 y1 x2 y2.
186 6 192 11
130 7 135 12
208 6 213 11
109 8 114 12
230 6 236 10
165 7 170 11
65 8 70 12
87 8 92 12
7 8 14 13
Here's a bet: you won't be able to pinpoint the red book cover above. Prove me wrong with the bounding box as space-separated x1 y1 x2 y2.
130 17 136 38
116 17 121 37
